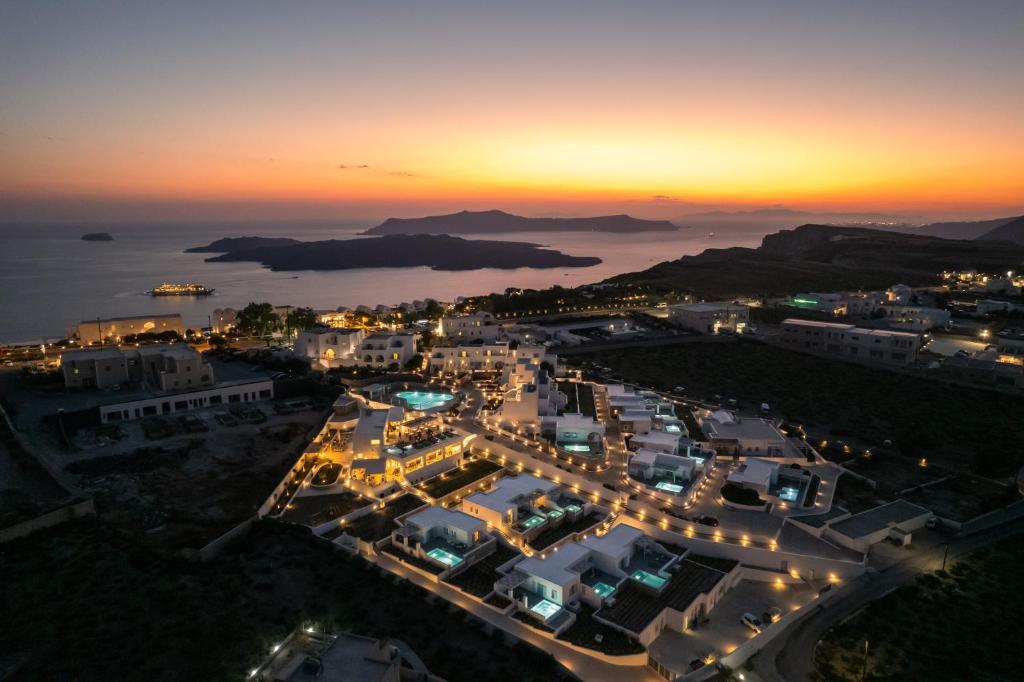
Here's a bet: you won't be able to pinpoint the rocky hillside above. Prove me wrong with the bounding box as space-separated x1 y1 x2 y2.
606 224 1024 298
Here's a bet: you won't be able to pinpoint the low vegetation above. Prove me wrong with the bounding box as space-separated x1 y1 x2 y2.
420 458 505 499
813 534 1024 681
720 483 764 506
583 341 1024 477
0 519 571 682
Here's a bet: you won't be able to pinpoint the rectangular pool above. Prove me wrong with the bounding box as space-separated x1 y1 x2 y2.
664 424 682 433
546 509 564 519
395 390 455 412
520 515 545 529
564 504 582 514
632 570 667 589
656 481 684 494
778 486 800 502
425 547 464 567
530 599 561 619
562 443 592 452
593 582 616 598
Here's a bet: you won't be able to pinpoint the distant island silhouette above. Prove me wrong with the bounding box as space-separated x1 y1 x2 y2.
187 233 602 271
362 209 680 235
81 232 114 242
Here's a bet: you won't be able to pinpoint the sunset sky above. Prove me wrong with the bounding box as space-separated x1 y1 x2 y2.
2 0 1023 223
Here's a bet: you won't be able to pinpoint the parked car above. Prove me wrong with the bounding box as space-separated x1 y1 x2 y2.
760 402 771 413
695 515 719 527
741 613 764 633
766 606 783 623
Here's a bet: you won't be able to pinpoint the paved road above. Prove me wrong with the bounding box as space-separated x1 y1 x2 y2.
756 513 1024 682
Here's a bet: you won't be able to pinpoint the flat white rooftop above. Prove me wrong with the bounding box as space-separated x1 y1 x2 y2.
464 473 558 516
516 541 592 587
631 431 681 448
579 524 641 559
703 415 785 443
403 505 484 534
727 459 778 488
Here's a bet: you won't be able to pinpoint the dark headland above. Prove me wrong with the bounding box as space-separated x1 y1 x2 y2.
607 223 1024 299
81 232 114 241
362 209 680 235
186 233 602 271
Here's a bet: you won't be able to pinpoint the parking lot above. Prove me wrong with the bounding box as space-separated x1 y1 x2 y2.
647 579 819 674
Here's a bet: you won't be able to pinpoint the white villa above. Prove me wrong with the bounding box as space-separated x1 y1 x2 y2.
699 409 793 458
606 385 680 435
461 474 590 544
494 525 701 635
725 459 815 506
438 311 503 343
390 505 497 574
628 446 715 504
667 302 749 334
294 327 366 368
355 332 419 369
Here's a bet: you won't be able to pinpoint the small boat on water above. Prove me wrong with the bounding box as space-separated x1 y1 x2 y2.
148 282 215 296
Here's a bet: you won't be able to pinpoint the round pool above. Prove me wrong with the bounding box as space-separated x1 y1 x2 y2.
394 390 455 412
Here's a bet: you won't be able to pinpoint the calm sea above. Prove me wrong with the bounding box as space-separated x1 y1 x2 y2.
0 221 764 343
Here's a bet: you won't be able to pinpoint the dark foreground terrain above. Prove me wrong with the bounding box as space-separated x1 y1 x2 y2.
0 519 570 682
813 533 1024 681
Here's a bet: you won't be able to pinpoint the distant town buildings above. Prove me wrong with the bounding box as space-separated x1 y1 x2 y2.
438 311 503 343
779 318 921 366
877 305 951 331
667 302 749 334
294 327 366 369
58 342 273 423
61 342 213 391
789 292 882 316
67 313 185 345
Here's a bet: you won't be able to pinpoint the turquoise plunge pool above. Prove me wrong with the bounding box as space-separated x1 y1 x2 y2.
632 570 667 589
656 481 684 494
530 599 561 619
778 486 800 502
426 547 464 567
561 443 592 452
520 515 545 529
395 391 455 411
593 582 616 598
564 504 582 514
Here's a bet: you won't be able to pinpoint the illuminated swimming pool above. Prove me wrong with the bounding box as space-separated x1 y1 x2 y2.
530 599 561 619
664 424 682 433
520 515 545 529
546 509 564 519
561 443 592 452
564 504 582 514
656 481 684 494
394 390 455 412
778 486 800 502
426 547 464 567
632 570 667 589
593 582 616 598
